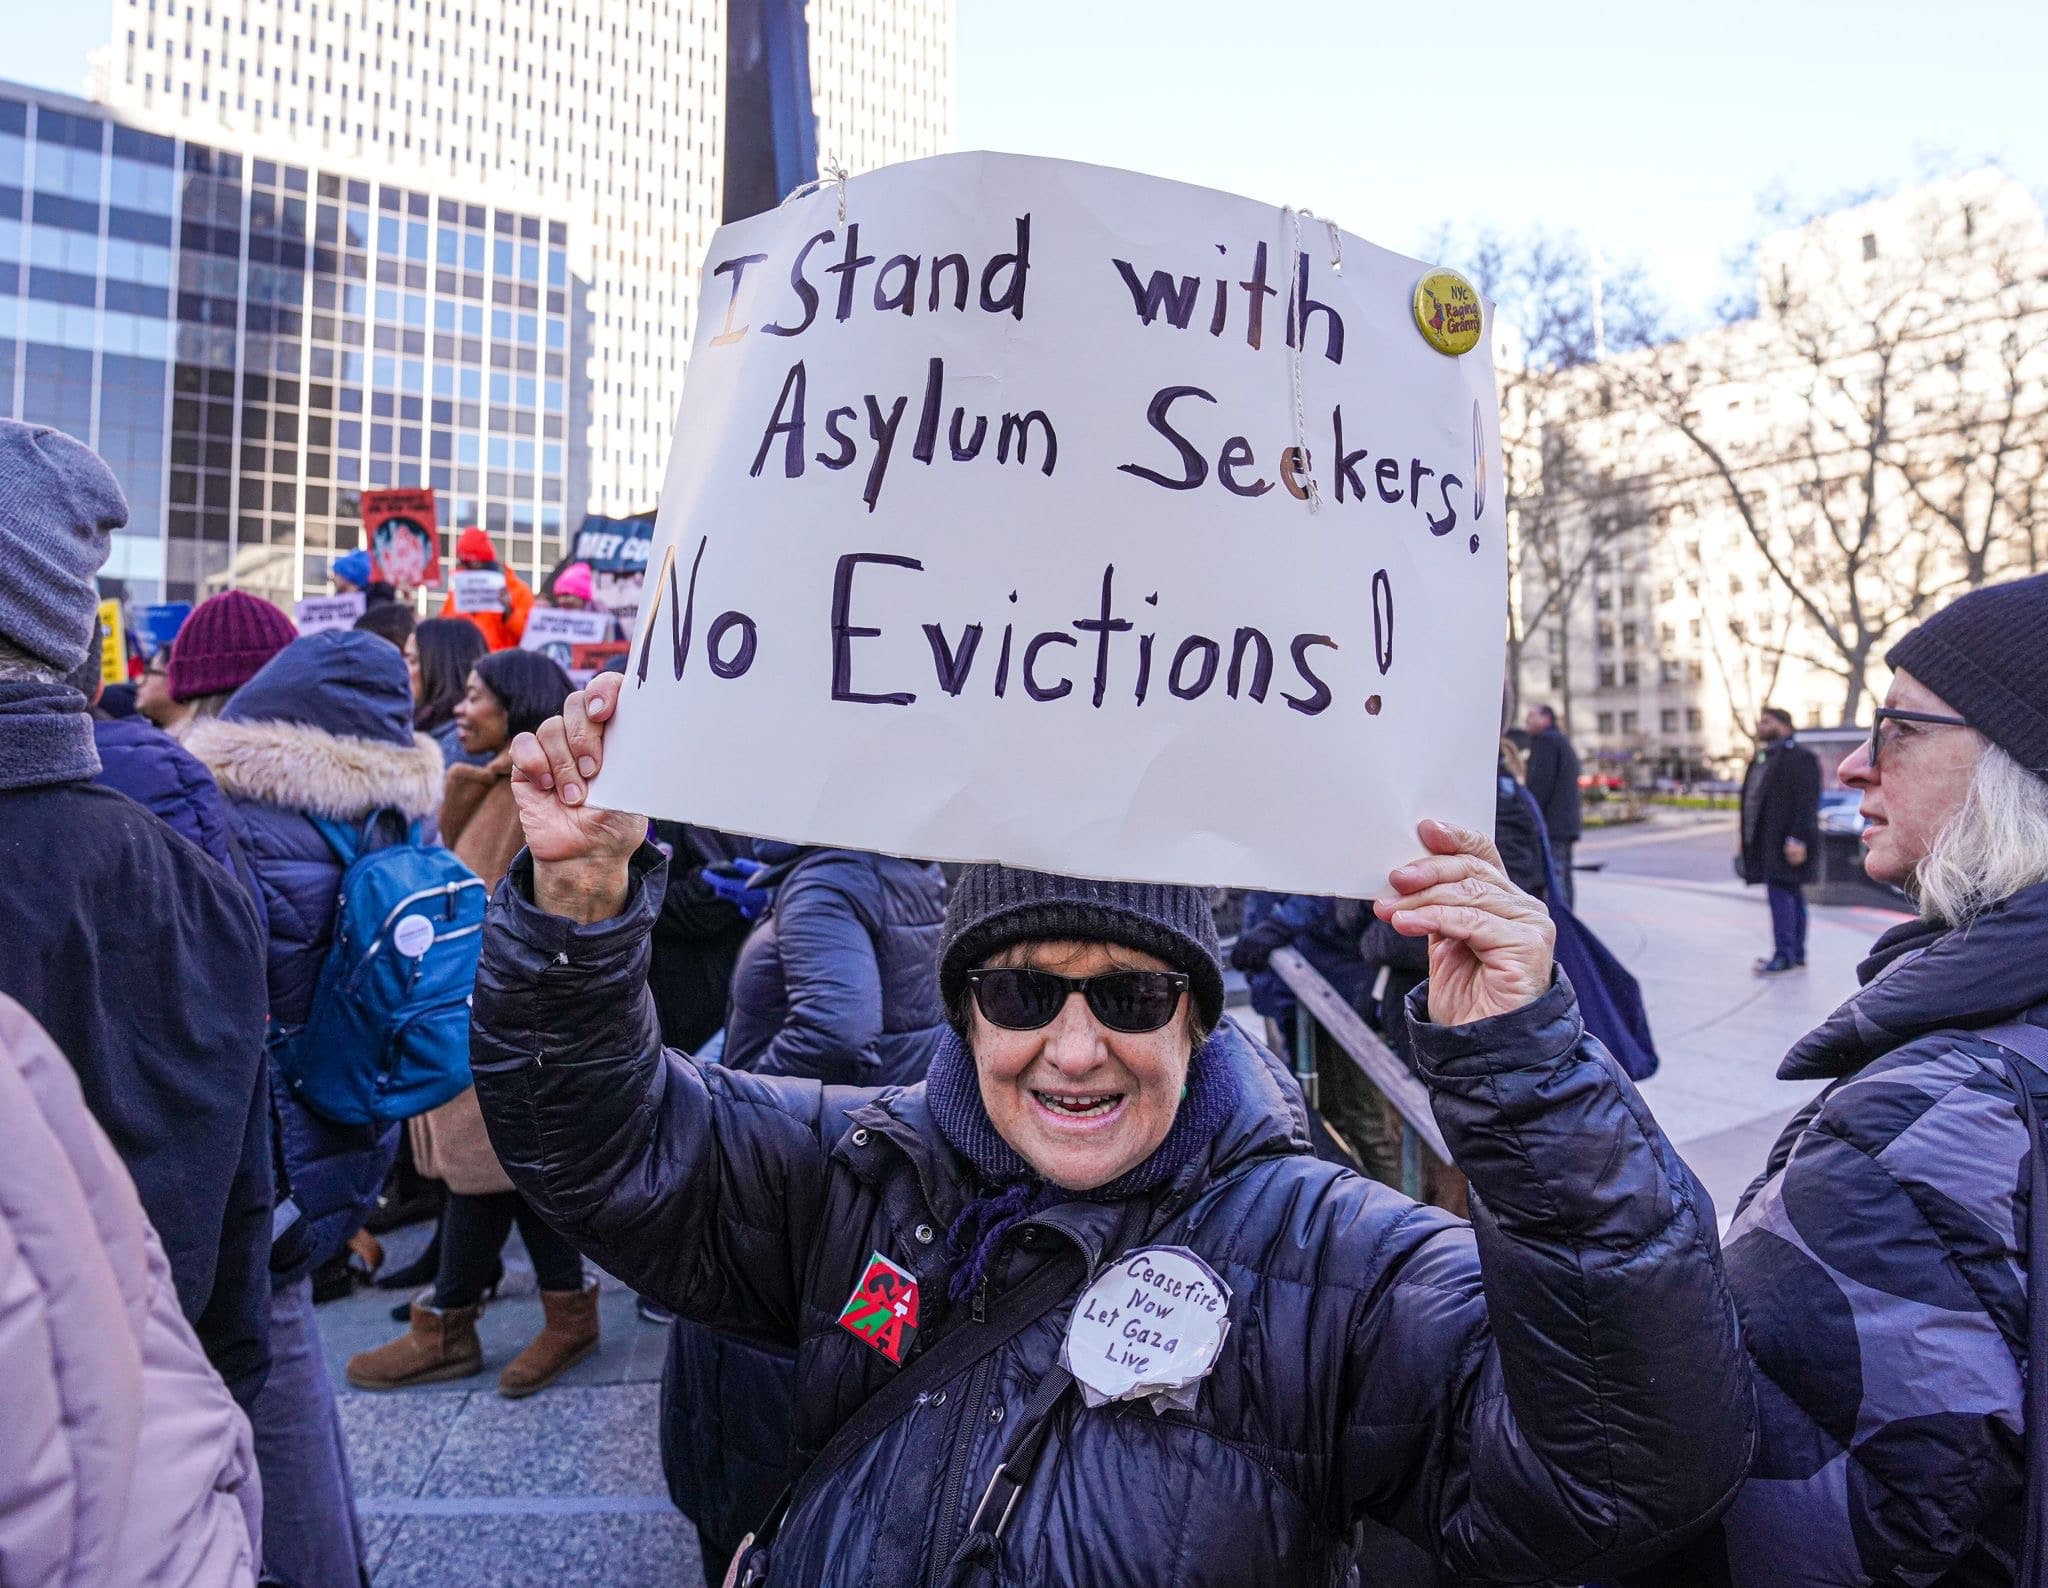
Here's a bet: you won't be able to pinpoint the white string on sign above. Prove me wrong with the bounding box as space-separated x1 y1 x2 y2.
1280 205 1342 514
779 159 850 222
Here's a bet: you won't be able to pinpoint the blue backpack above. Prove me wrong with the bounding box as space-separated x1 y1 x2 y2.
272 812 488 1125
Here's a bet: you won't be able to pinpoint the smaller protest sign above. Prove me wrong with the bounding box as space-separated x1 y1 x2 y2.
296 592 368 634
363 488 440 590
570 640 630 681
568 513 656 572
1061 1246 1231 1411
136 602 191 656
521 607 615 678
450 568 508 614
97 599 127 686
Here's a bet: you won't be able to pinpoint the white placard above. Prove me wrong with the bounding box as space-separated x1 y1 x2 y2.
1061 1246 1231 1411
296 592 367 633
521 607 615 653
593 152 1505 895
522 607 617 679
451 569 507 614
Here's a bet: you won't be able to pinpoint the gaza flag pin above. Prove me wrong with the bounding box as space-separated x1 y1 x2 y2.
1062 1246 1231 1412
837 1251 921 1366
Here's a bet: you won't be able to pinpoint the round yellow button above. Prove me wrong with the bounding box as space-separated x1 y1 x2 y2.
1413 269 1483 356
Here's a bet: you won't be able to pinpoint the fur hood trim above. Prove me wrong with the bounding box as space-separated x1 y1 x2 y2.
185 717 445 820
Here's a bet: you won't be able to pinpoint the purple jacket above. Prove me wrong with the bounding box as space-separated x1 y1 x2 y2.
0 994 261 1586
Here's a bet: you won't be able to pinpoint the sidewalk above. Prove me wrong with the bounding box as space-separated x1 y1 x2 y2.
323 1222 700 1586
1570 866 1909 1214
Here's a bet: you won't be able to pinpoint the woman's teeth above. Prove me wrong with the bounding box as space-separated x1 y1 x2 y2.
1035 1092 1121 1117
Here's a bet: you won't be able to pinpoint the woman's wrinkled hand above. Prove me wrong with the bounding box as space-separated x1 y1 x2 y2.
509 672 646 920
1373 819 1555 1027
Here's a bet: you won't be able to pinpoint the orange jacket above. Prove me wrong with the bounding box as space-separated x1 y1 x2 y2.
439 566 535 651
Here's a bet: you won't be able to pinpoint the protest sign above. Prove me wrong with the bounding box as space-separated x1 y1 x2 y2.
296 592 367 633
136 602 191 656
592 153 1505 895
450 568 508 614
522 607 615 679
363 488 440 590
97 599 127 686
565 514 656 629
571 640 631 680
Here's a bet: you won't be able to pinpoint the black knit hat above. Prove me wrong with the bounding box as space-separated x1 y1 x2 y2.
938 865 1224 1034
1886 573 2048 779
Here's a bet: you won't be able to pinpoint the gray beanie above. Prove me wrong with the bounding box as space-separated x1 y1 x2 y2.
938 865 1225 1033
0 420 128 670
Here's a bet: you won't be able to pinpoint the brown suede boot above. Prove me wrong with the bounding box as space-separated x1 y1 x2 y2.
345 1300 484 1390
497 1282 601 1399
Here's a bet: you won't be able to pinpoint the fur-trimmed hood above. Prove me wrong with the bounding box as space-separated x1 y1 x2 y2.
184 716 444 821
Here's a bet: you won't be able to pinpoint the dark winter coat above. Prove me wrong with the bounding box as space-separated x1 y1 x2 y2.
1526 723 1584 842
1234 893 1371 1022
1641 881 2048 1587
92 715 251 890
0 779 272 1409
723 843 947 1088
1739 738 1822 887
474 846 1755 1588
647 822 753 1055
186 632 445 1286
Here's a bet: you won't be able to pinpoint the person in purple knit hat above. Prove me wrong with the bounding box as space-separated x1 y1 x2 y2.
164 589 298 734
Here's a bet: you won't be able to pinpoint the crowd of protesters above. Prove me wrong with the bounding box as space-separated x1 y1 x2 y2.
5 407 2048 1587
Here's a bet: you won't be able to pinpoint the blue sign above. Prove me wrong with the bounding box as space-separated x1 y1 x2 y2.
136 602 192 655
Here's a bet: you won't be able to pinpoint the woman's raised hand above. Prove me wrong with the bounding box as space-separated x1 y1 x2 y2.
509 672 646 917
1374 819 1555 1027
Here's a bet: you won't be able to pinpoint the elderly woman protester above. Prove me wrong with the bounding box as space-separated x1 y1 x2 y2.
1638 572 2048 1587
468 671 1755 1587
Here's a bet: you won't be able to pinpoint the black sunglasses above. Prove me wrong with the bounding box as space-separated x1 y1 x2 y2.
965 967 1189 1034
1869 707 1969 768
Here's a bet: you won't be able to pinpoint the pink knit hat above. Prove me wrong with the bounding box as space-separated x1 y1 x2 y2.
168 590 299 702
552 562 594 603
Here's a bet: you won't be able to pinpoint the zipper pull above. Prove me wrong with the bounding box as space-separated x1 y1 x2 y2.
972 1277 988 1325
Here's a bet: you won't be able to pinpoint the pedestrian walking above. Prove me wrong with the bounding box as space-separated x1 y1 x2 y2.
439 526 535 650
407 614 492 767
468 671 1754 1588
1635 572 2048 1587
0 994 263 1588
0 420 274 1415
163 588 298 733
1738 706 1822 974
187 628 446 1588
346 648 604 1401
1523 702 1583 904
664 837 948 1581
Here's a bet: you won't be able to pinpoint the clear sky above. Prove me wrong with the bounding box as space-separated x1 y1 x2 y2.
7 0 2043 325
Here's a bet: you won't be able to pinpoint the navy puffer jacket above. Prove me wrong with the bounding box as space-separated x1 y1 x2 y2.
187 631 446 1284
723 843 946 1088
475 847 1755 1587
1641 880 2048 1586
92 715 254 894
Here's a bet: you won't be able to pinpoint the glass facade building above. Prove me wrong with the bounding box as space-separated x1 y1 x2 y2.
0 82 577 607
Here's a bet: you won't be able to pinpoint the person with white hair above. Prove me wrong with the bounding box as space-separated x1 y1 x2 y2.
1640 571 2048 1586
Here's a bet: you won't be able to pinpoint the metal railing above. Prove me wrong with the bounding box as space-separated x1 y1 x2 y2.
1267 946 1448 1202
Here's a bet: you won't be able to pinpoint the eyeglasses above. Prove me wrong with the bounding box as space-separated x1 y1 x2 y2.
965 967 1189 1034
1869 707 1969 769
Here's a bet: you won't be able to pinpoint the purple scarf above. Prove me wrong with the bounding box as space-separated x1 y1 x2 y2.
923 1025 1241 1301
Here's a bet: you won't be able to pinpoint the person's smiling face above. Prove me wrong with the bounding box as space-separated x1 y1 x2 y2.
453 669 509 754
969 939 1194 1192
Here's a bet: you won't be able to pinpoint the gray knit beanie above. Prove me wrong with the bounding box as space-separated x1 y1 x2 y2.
938 865 1225 1033
1887 573 2048 780
0 420 128 671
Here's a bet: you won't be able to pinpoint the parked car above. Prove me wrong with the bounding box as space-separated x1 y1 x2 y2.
1797 726 1909 909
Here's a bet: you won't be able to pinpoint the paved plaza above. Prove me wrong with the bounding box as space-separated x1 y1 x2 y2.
325 810 1910 1585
